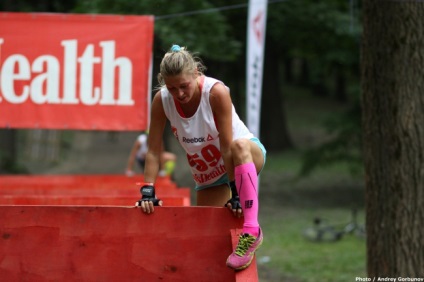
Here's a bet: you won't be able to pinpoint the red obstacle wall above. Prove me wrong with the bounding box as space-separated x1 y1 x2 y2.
0 194 188 206
0 174 190 206
0 174 188 195
0 175 259 281
0 206 258 281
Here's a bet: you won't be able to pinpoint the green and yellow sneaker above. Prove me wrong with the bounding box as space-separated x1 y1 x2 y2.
226 229 263 270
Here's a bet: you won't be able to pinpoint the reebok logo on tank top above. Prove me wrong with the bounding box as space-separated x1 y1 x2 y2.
182 136 206 143
181 133 214 143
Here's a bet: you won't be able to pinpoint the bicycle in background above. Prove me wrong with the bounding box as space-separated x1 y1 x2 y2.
302 208 366 242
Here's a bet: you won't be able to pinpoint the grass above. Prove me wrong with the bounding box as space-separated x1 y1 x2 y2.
257 151 366 282
256 85 366 281
261 214 366 282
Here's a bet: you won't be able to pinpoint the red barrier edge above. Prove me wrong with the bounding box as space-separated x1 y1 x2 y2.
0 195 189 207
0 206 249 282
0 174 191 206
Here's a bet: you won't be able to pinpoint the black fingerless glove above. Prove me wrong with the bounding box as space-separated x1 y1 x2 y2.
136 183 161 206
225 181 241 209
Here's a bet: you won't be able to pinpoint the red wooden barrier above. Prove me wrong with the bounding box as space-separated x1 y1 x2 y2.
0 176 259 280
0 174 190 201
0 175 184 191
0 174 175 188
0 195 189 206
0 206 258 282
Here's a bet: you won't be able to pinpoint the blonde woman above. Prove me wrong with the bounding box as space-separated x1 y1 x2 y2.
137 45 266 270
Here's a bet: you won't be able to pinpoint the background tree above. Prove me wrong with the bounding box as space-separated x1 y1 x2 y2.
266 0 363 168
361 1 424 276
268 0 360 100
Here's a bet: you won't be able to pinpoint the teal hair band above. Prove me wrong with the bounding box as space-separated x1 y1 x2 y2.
171 45 181 52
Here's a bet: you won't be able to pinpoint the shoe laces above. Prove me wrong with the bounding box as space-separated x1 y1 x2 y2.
234 234 256 256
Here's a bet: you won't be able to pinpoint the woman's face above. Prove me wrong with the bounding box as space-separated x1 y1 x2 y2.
165 73 197 104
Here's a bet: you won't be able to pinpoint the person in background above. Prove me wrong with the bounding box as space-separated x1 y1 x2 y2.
126 131 176 177
136 44 267 271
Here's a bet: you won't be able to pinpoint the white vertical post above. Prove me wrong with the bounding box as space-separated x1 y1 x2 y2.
246 0 268 139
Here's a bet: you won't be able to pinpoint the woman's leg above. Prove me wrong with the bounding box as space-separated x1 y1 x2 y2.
231 139 265 171
226 139 265 270
196 183 230 206
159 151 177 176
231 139 265 237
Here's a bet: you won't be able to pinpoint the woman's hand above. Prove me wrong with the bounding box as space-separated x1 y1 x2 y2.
225 197 243 218
135 184 163 214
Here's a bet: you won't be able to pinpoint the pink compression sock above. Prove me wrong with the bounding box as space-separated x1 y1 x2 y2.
235 162 260 237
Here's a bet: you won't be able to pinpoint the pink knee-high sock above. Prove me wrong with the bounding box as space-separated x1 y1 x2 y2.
235 162 260 237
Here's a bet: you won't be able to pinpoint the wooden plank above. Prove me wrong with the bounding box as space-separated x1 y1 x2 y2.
0 175 191 198
0 206 245 282
0 195 190 207
0 175 178 190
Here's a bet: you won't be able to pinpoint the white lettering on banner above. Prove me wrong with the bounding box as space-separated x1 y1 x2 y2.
0 39 134 105
100 41 133 105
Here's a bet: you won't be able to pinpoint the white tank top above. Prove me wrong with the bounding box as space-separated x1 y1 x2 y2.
161 76 254 186
135 133 148 160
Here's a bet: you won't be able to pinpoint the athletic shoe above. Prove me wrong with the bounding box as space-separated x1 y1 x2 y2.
226 229 263 270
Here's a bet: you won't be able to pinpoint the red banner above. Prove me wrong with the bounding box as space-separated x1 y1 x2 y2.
0 13 154 131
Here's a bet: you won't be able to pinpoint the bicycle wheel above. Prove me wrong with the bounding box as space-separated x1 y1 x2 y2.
303 224 344 242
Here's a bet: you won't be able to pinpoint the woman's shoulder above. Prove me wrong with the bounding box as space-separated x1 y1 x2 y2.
208 80 231 111
204 75 223 85
203 76 228 93
151 90 162 104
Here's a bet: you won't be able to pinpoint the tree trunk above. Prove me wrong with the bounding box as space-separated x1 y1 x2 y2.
261 37 293 151
361 1 424 276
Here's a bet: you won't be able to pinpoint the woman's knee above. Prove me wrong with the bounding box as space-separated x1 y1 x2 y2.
230 139 252 163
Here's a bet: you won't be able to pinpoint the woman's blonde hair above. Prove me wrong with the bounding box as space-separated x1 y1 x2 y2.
156 45 206 89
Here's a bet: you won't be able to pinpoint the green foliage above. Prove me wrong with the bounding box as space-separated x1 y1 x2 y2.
73 0 242 61
268 0 361 86
0 0 78 13
268 0 361 64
